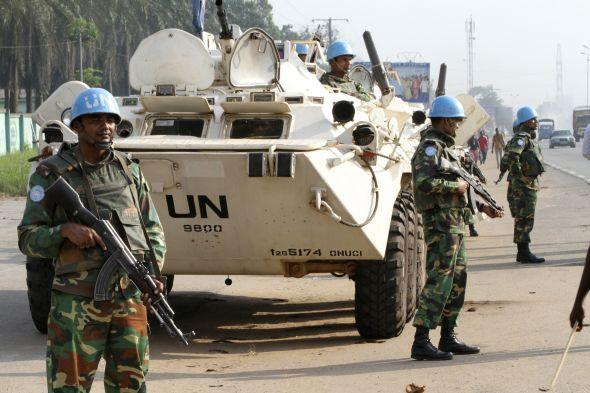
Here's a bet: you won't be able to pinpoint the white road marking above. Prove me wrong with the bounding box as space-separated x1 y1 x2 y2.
544 161 590 185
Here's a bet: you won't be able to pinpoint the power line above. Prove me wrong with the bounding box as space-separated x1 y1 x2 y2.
311 17 349 45
0 41 77 49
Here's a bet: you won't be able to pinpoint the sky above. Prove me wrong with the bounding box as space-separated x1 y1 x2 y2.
268 0 590 113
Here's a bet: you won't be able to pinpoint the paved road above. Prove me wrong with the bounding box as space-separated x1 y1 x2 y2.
540 139 590 183
1 159 590 392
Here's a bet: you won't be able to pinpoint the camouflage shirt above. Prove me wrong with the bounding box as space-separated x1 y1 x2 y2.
500 131 545 190
319 72 374 102
412 127 473 234
18 144 166 298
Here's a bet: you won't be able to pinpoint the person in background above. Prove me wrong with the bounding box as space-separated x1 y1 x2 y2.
295 43 308 62
477 130 489 165
319 40 374 102
491 128 506 168
500 106 545 264
467 135 479 164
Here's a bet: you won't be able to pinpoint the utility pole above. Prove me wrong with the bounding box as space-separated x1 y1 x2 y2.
79 28 84 84
556 44 563 106
465 15 475 92
311 17 349 45
582 46 590 108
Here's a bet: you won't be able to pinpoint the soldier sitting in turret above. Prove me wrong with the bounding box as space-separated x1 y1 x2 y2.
320 40 374 102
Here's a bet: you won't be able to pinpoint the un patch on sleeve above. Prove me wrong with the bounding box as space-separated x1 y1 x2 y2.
29 185 45 202
424 146 437 157
516 139 525 146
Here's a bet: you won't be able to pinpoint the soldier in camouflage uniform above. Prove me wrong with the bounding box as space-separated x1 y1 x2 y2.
17 88 166 392
319 40 374 102
499 106 545 263
411 96 502 361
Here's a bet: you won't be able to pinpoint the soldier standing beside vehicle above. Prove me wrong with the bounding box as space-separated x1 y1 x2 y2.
17 88 167 393
499 106 545 263
320 40 374 102
411 96 502 361
491 128 505 168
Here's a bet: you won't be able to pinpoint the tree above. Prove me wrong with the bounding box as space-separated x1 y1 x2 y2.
469 85 503 107
1 0 311 112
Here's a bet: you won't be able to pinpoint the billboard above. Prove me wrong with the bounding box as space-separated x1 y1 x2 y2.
356 61 431 105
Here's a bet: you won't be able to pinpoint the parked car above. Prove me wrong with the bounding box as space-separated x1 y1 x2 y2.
549 129 576 148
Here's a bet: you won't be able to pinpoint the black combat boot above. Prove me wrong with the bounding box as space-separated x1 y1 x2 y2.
411 327 453 361
469 225 479 237
438 326 480 355
516 243 545 263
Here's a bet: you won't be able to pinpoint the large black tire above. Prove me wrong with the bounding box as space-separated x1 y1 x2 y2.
415 213 426 305
354 196 407 339
25 257 54 334
401 191 418 322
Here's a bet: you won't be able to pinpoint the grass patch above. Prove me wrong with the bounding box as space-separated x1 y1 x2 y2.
0 149 35 196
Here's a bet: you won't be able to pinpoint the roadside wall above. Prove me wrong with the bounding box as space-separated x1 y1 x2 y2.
0 112 38 155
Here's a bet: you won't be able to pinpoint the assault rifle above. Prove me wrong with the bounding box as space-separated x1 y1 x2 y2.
215 0 233 40
438 156 504 214
45 177 196 346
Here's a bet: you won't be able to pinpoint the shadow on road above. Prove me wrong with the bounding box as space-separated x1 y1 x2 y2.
149 292 361 356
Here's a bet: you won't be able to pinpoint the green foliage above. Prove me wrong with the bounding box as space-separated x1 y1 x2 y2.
0 148 35 196
66 18 98 42
74 68 103 87
0 0 311 109
469 85 504 107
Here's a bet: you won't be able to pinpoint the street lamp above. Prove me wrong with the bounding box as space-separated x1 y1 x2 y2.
581 45 590 108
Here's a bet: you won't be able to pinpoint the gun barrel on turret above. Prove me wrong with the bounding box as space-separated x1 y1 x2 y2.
435 63 447 97
362 31 392 96
215 0 233 39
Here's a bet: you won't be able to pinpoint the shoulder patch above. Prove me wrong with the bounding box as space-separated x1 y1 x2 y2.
516 139 525 146
424 146 437 157
29 185 45 202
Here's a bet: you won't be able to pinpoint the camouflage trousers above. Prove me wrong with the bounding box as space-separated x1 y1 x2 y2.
507 182 537 244
47 290 149 393
413 230 467 329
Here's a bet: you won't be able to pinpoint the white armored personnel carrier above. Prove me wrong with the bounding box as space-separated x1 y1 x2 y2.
26 2 489 340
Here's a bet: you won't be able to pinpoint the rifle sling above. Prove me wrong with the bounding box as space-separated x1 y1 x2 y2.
114 152 163 278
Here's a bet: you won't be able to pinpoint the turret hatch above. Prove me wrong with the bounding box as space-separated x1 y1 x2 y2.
129 28 215 91
228 28 280 89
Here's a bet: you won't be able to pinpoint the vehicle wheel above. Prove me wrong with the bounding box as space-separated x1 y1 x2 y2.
354 195 407 339
164 274 175 294
401 191 417 322
25 257 54 334
415 213 426 307
549 144 554 149
571 143 576 148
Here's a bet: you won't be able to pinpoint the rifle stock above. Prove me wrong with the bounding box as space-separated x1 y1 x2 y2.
45 177 196 346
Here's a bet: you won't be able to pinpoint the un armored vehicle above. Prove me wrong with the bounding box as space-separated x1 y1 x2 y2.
26 4 488 340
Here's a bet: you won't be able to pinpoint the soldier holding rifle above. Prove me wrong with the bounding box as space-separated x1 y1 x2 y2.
17 88 167 392
411 95 503 361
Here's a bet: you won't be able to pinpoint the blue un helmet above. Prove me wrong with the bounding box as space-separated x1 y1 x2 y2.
295 43 309 55
70 88 121 125
428 95 466 118
516 106 538 125
326 40 355 61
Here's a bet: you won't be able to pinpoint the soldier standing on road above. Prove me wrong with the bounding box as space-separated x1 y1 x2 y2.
491 128 506 168
17 88 167 392
320 40 374 102
499 106 545 264
411 96 502 361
